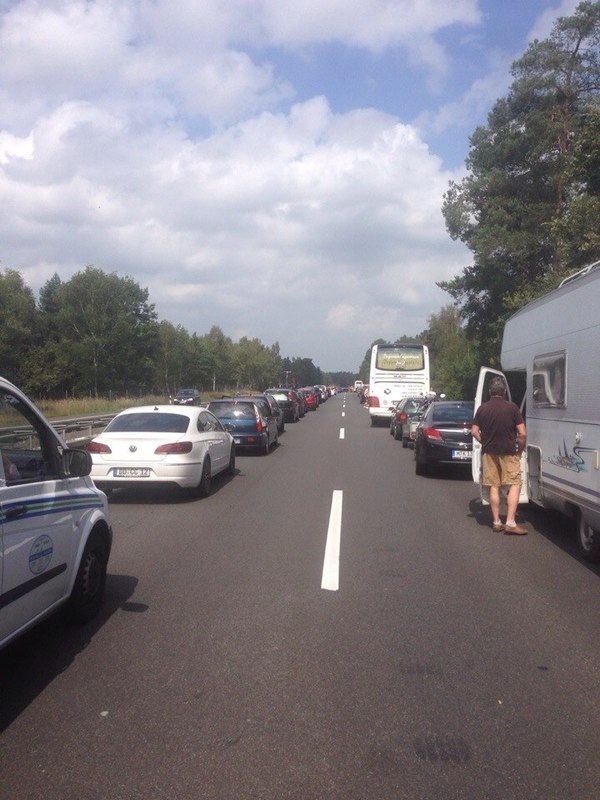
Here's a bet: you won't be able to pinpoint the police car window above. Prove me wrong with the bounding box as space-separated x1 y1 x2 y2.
0 391 57 483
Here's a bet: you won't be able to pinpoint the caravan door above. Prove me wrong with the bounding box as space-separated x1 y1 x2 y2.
473 367 528 504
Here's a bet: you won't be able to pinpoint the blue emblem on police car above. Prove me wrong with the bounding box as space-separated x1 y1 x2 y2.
29 535 53 574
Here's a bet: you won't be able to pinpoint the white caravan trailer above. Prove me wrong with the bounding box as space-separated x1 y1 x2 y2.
473 260 600 561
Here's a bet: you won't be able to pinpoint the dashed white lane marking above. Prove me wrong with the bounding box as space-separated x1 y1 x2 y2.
342 411 345 417
339 428 345 439
321 490 343 591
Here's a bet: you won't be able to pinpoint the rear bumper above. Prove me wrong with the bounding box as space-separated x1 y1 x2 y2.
91 461 203 489
369 407 394 419
421 443 472 465
230 433 268 450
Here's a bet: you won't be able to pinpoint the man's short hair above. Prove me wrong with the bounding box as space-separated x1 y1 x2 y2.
489 377 507 396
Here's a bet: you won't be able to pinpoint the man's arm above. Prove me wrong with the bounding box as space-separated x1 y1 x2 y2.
516 422 526 455
471 423 481 444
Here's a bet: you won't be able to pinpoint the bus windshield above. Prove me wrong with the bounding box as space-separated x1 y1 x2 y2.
375 345 425 372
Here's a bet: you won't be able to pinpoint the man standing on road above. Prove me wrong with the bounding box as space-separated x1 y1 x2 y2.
471 377 527 535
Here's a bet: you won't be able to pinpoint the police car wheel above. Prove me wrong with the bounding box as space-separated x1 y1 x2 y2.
65 533 108 624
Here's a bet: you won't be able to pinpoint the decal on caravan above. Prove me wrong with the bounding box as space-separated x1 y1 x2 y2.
473 260 600 562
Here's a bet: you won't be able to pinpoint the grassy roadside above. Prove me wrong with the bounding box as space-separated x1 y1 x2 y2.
34 395 169 419
33 392 239 420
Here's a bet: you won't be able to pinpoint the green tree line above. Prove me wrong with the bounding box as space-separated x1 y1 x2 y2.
1 265 343 398
5 5 598 400
360 2 600 398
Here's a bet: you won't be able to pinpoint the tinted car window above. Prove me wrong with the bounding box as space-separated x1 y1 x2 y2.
198 411 222 432
209 402 256 419
106 412 190 433
431 403 474 423
254 400 270 417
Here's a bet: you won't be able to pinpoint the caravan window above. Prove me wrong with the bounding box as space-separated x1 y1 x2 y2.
532 351 566 408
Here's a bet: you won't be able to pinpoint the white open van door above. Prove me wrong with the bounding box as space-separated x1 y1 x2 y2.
473 367 528 505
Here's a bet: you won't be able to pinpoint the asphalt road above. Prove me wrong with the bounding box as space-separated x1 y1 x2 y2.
2 393 600 800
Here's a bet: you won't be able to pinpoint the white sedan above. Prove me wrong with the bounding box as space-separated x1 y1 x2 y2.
88 405 235 496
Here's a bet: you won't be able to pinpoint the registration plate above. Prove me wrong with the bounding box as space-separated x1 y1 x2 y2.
234 438 241 444
113 467 151 477
451 450 472 461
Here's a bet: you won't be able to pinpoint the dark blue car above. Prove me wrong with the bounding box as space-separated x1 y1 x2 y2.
207 398 279 455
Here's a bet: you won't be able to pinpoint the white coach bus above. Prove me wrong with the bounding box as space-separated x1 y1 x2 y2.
368 342 430 425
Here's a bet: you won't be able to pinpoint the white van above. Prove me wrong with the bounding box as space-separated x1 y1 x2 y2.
0 376 113 649
473 261 600 561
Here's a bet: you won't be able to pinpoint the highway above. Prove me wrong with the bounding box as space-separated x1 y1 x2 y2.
2 392 600 800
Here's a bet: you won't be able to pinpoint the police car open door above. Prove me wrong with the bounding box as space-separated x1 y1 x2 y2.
473 367 528 505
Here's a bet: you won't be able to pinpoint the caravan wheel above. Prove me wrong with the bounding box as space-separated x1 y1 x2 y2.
577 512 600 563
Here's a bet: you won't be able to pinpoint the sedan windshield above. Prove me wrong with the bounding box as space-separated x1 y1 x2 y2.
106 412 190 433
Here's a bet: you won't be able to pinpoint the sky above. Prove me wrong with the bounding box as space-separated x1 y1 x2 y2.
0 0 582 372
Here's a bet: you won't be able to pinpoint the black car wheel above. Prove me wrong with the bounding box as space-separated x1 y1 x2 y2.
196 457 212 497
227 446 236 476
64 532 108 624
415 445 430 476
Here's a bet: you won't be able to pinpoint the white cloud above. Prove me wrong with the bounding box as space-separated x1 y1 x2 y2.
0 130 33 163
255 0 480 51
415 47 513 138
0 0 480 369
527 0 581 42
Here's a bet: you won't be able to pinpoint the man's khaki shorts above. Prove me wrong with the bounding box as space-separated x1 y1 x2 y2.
482 453 522 487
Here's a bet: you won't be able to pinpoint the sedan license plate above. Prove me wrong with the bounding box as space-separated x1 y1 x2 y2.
113 467 151 477
451 450 471 461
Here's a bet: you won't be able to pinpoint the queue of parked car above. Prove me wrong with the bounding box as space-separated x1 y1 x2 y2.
0 376 342 651
387 393 475 476
88 385 335 494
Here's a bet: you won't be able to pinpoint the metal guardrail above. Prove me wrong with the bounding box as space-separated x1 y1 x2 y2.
51 414 116 444
0 414 115 448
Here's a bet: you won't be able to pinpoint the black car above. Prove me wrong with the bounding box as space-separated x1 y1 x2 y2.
237 393 285 434
173 388 201 405
389 396 426 447
414 400 474 475
265 388 301 423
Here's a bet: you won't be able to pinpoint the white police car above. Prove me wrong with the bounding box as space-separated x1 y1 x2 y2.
0 376 113 650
